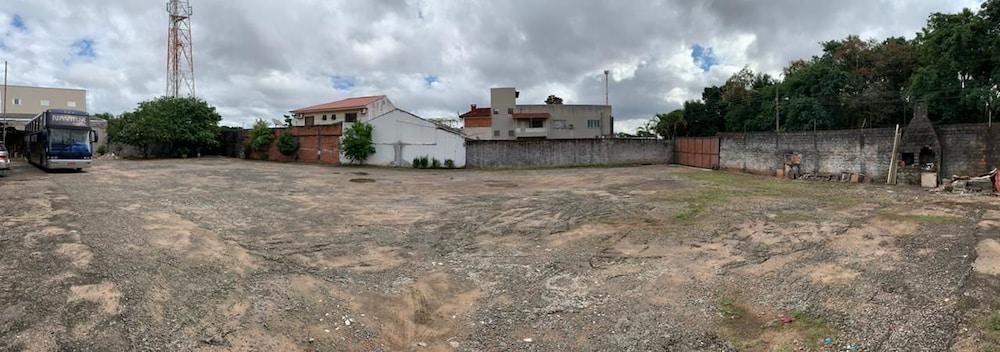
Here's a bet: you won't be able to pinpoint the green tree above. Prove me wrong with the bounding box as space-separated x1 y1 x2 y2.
341 122 375 164
545 95 564 104
276 132 299 157
108 96 221 157
653 110 686 139
248 119 274 153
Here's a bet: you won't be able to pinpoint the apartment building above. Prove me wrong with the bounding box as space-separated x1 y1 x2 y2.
459 87 613 140
289 95 394 127
1 85 87 117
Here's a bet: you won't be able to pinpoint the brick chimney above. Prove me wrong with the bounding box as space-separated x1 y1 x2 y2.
470 104 477 111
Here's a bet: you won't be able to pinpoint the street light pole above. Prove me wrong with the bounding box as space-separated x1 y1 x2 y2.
2 60 7 147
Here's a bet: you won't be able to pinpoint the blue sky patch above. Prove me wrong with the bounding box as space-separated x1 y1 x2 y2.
331 75 356 91
691 44 718 72
11 15 27 32
424 75 438 87
73 39 97 59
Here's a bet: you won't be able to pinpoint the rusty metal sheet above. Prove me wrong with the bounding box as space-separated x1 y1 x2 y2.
674 136 720 169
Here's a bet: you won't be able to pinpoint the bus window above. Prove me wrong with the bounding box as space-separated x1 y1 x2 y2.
48 129 92 153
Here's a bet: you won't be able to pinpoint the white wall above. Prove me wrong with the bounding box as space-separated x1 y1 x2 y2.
344 109 466 167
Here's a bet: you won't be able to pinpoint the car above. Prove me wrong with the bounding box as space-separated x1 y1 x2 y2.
0 144 10 177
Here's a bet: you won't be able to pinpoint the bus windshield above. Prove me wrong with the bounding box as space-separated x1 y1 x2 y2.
48 128 92 154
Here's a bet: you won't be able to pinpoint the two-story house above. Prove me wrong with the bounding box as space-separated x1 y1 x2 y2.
289 95 394 127
459 87 613 140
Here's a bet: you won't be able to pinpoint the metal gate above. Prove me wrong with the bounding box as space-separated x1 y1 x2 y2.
674 137 720 169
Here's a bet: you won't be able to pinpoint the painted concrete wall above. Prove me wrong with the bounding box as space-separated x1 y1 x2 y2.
718 124 1000 182
0 85 87 115
466 139 672 168
489 88 517 140
355 109 466 167
719 129 897 180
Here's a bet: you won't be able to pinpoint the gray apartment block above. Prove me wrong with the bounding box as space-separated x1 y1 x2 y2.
461 87 612 140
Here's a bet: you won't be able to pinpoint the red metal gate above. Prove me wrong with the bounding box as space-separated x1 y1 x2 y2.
674 137 720 169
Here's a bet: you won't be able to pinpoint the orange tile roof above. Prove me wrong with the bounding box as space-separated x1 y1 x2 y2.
460 107 492 118
291 95 385 114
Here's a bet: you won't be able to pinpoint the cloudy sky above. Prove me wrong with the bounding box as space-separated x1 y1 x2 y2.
0 0 984 131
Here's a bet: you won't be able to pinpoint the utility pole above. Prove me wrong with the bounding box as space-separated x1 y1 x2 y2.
2 60 7 147
774 87 780 132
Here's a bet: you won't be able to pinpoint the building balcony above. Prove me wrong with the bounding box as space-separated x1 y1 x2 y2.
515 127 548 138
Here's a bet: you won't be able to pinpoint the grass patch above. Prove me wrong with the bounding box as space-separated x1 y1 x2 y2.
718 298 746 320
673 189 730 223
880 213 964 225
665 171 858 223
790 311 836 347
983 311 1000 341
719 304 838 352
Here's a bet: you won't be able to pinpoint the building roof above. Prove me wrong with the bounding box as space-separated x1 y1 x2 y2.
291 95 385 114
370 108 468 138
512 112 551 119
459 106 491 118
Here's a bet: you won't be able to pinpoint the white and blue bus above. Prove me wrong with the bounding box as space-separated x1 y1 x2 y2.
24 109 98 171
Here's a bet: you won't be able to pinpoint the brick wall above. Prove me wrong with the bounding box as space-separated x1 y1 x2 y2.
719 123 1000 182
247 124 342 165
937 124 1000 177
466 138 672 168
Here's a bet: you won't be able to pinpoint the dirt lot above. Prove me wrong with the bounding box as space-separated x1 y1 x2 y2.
1 158 999 351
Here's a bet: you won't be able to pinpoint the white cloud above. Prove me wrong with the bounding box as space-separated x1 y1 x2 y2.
0 0 985 132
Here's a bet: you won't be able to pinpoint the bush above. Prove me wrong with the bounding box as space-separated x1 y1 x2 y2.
342 122 375 164
276 132 299 157
431 158 441 168
444 159 455 168
418 156 429 168
96 144 108 156
412 157 421 168
248 119 274 154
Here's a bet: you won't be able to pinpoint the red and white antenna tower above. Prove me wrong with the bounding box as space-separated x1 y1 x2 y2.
166 0 194 97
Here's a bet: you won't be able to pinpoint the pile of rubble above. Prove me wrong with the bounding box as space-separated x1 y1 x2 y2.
797 172 867 183
932 168 999 194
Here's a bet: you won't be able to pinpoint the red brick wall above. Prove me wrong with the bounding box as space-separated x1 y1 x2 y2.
246 124 342 165
464 117 492 128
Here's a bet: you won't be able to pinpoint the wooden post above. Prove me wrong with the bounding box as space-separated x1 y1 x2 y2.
887 124 901 185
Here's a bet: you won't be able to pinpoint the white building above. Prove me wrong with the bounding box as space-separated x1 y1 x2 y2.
289 95 394 127
356 109 466 167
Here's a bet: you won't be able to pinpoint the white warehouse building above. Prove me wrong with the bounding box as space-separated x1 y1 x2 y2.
360 109 466 167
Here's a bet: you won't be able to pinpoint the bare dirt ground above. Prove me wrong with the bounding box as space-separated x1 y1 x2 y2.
2 157 999 351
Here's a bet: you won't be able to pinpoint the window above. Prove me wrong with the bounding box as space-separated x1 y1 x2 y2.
507 108 514 114
40 100 50 107
12 98 21 105
493 130 500 137
529 119 544 128
508 130 515 137
67 101 77 108
305 116 315 126
493 109 499 115
329 114 336 120
346 113 358 122
587 119 601 129
552 120 567 129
